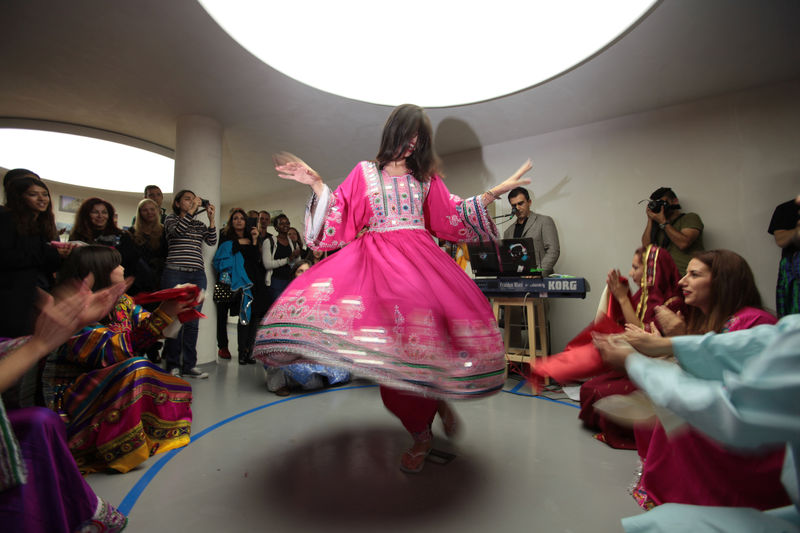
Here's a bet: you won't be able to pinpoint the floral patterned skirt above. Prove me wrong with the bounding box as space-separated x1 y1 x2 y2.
254 229 506 399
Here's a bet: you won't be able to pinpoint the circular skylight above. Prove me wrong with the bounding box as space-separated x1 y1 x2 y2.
0 129 174 193
199 0 656 107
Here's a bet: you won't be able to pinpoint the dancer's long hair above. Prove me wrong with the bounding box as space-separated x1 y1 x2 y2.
375 104 441 181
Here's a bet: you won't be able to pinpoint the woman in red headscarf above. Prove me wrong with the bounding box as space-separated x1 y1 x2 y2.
531 245 684 448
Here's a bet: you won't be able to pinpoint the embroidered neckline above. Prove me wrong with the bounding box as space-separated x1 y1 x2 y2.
381 170 412 178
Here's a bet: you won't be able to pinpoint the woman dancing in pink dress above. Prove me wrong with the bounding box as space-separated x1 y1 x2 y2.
253 104 532 473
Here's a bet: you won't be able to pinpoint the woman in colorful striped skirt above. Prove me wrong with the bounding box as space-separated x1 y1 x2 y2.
45 245 195 473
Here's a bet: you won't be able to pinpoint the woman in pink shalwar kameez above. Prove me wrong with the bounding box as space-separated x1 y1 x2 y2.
253 104 532 473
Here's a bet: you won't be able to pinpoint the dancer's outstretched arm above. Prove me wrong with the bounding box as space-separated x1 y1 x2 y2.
480 159 533 206
274 152 325 196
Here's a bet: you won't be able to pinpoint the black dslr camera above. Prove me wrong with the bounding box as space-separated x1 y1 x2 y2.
647 198 670 213
200 198 210 208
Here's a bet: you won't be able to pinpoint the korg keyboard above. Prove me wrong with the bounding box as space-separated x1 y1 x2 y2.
473 277 589 298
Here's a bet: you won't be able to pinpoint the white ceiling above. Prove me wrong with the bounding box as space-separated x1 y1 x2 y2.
1 0 799 205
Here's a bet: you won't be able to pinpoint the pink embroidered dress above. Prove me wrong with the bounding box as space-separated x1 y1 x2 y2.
253 161 506 398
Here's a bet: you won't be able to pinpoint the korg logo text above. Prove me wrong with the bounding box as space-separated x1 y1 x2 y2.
547 280 577 291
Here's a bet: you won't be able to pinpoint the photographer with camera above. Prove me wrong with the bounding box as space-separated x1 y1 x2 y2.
641 187 704 276
162 189 217 379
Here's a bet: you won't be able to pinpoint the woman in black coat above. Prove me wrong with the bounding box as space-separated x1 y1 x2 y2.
0 175 71 407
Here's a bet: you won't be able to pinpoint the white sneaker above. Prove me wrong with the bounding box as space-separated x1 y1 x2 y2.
170 368 181 377
183 367 208 379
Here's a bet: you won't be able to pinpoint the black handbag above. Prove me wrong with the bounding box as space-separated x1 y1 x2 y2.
213 282 233 304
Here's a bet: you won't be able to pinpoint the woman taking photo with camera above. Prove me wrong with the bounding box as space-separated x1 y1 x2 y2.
162 189 216 379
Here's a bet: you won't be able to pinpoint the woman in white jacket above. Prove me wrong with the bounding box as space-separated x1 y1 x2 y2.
261 214 302 300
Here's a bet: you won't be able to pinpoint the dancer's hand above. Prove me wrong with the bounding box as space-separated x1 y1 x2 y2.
273 152 324 194
481 160 533 206
496 159 533 195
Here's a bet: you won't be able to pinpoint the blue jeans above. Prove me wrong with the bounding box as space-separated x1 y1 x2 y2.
161 267 207 373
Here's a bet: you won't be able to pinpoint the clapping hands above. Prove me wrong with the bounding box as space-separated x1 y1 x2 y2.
34 275 131 354
606 269 629 302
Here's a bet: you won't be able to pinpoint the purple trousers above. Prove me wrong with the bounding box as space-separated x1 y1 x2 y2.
0 407 118 532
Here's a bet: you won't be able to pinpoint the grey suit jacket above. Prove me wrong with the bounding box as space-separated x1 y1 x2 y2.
502 212 560 276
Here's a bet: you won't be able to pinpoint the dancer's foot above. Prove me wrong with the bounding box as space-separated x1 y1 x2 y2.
399 438 432 474
218 348 232 360
437 401 459 438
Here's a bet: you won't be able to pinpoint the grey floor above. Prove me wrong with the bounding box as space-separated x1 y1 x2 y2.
86 342 644 533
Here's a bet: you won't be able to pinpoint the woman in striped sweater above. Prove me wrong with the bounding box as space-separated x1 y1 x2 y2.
162 190 216 379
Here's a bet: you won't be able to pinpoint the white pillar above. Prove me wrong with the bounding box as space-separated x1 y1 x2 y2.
173 115 222 366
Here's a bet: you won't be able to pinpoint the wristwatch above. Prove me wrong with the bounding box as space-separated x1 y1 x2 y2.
659 222 667 229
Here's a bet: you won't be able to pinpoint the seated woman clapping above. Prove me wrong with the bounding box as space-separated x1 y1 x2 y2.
531 245 682 382
0 276 129 532
530 245 684 448
44 245 196 474
627 249 789 512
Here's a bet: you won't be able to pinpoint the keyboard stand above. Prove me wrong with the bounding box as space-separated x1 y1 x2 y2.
490 296 549 374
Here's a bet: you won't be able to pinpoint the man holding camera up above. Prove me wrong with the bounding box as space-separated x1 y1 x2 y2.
641 187 704 276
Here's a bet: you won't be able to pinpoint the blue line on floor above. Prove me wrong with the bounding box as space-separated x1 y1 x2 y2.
503 388 580 409
118 381 576 515
118 384 377 515
509 379 526 393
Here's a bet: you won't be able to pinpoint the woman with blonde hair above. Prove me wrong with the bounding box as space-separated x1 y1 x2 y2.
119 198 168 362
120 198 167 296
